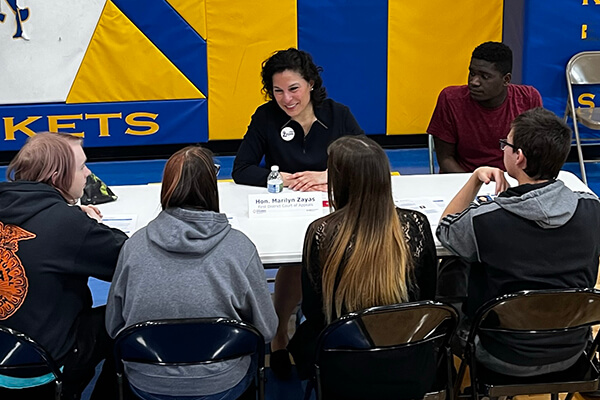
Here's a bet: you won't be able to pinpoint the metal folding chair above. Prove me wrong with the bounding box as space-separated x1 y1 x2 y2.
308 301 458 400
564 51 600 185
114 317 265 400
428 134 436 174
455 288 600 400
0 324 63 400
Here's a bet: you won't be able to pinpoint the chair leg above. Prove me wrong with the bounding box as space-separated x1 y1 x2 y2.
315 367 323 400
258 367 265 400
303 380 314 400
428 135 435 174
55 381 62 400
454 360 467 400
446 347 454 400
117 373 124 400
550 393 559 400
571 109 588 185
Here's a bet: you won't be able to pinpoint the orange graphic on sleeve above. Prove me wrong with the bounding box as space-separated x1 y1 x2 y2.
0 221 35 320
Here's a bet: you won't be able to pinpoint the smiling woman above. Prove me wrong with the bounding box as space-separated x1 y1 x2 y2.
232 48 364 192
272 70 313 125
231 48 365 380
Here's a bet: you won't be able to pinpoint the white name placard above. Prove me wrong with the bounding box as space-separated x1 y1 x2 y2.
248 192 324 218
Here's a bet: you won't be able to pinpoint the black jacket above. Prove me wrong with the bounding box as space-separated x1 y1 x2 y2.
232 99 364 187
437 180 600 365
0 181 127 362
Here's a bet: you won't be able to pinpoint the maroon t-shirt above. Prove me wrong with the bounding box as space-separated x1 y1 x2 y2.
427 84 543 172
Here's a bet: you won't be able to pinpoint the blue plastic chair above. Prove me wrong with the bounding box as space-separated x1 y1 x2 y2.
308 301 458 400
114 317 265 400
0 324 63 400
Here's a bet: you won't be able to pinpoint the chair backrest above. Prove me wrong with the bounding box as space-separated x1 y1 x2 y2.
0 325 62 381
473 288 600 333
0 324 63 400
114 317 264 368
566 51 600 85
314 301 458 400
468 288 600 371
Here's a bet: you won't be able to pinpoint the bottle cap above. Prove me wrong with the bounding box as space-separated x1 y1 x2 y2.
271 165 279 171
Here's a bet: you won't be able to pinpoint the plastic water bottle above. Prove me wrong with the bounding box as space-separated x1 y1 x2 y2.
267 165 283 193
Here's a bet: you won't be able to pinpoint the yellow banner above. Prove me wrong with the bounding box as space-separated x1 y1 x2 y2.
387 1 503 134
166 0 206 39
67 1 203 104
206 0 297 140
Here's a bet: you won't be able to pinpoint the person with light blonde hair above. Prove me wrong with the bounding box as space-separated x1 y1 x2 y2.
288 135 437 379
0 132 128 399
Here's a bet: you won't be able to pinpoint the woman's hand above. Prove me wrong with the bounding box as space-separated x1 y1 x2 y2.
286 171 327 192
309 183 328 192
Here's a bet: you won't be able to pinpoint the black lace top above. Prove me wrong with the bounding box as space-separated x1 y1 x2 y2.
288 208 438 378
301 207 437 324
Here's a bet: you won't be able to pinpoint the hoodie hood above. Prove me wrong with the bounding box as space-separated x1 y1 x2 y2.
146 208 231 255
495 180 583 229
0 181 66 225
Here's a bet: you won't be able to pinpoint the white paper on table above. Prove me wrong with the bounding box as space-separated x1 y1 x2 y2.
394 197 447 220
102 214 138 235
394 198 447 248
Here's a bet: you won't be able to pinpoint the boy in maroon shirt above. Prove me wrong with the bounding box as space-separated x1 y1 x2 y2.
428 41 542 173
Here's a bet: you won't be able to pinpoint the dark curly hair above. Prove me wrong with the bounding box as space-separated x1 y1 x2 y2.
261 48 327 106
472 41 513 75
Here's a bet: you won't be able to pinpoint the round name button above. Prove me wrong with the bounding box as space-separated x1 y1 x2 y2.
281 126 295 141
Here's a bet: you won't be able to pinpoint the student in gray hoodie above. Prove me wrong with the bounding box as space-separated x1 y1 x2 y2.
437 107 600 376
106 145 277 399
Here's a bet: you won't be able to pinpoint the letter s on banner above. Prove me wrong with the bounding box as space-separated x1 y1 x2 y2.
125 112 159 135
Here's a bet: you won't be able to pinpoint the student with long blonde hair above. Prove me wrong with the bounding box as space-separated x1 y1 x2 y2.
288 135 437 378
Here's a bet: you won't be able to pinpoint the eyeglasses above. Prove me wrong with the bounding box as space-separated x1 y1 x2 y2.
499 139 517 151
214 164 221 176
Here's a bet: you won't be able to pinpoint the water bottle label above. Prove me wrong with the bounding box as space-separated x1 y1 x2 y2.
267 181 283 193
